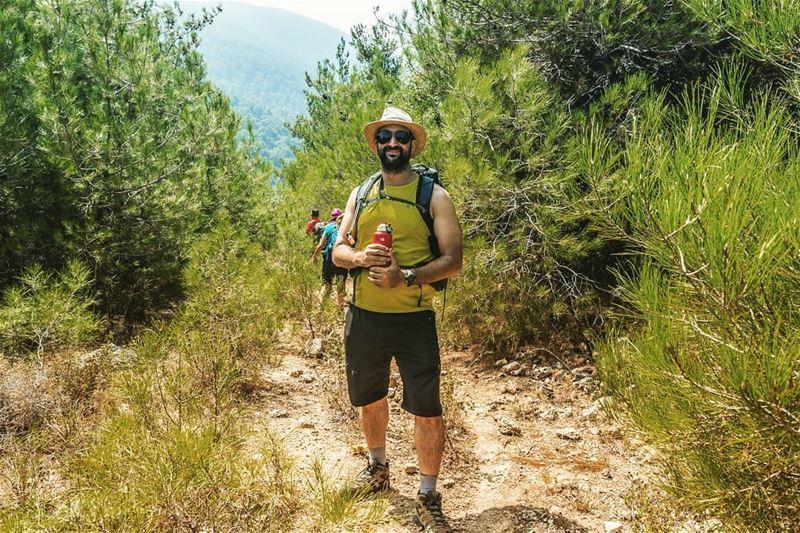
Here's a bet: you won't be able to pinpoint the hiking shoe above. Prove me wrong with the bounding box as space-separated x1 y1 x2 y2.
352 459 390 494
414 491 453 532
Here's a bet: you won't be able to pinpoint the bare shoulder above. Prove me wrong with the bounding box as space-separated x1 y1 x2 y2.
430 183 456 215
342 186 359 212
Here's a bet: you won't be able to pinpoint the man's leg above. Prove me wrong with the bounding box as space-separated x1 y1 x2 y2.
352 397 391 492
415 415 444 477
345 307 391 493
413 415 452 532
361 397 389 450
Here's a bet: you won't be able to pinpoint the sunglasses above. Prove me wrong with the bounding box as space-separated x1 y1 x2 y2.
375 129 413 145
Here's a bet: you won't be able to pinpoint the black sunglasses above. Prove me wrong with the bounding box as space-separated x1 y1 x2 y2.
376 129 413 144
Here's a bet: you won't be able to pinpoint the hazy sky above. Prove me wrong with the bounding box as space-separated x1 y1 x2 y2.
212 0 413 33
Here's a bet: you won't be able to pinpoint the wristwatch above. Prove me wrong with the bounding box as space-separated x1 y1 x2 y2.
402 268 417 287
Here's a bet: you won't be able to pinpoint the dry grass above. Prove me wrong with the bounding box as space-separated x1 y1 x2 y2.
513 452 609 474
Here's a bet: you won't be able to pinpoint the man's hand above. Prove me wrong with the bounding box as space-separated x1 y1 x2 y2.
358 243 392 269
366 250 404 288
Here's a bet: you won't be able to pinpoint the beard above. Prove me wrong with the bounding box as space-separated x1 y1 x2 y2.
378 144 412 172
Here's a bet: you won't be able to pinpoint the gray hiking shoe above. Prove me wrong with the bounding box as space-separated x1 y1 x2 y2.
352 459 390 494
414 491 453 532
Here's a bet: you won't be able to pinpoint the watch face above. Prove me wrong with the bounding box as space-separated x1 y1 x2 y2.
405 270 416 286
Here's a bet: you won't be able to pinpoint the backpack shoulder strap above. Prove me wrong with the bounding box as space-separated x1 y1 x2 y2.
347 171 382 245
415 173 436 236
413 166 440 257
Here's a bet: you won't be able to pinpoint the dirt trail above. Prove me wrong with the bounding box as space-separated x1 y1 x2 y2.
251 327 657 532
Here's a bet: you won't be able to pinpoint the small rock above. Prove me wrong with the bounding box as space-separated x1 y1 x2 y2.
537 408 556 421
299 374 314 383
571 365 594 377
404 464 419 475
548 505 562 515
304 338 323 357
555 427 581 441
495 358 509 367
499 418 522 436
300 422 315 429
555 472 574 486
269 409 289 418
581 401 601 419
509 366 527 377
556 407 573 419
501 383 518 395
502 361 522 374
111 345 136 365
532 366 553 379
442 478 455 488
289 370 303 378
604 521 624 533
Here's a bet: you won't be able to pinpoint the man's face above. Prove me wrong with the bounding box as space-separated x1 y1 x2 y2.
376 126 413 171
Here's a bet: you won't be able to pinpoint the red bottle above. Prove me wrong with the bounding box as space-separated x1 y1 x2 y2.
372 222 393 248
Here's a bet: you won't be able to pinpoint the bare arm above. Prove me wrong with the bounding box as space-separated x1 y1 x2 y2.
311 231 327 262
406 185 462 284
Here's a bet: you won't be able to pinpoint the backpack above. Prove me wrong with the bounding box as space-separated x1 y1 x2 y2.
322 223 338 259
347 164 448 291
312 221 326 240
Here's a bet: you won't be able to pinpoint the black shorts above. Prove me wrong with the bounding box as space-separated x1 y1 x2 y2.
322 254 347 284
344 305 441 417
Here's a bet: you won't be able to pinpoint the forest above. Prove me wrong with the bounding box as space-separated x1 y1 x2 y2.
1 0 798 530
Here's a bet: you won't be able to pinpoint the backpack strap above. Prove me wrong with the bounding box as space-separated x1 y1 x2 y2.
347 170 382 246
347 171 381 306
414 173 439 257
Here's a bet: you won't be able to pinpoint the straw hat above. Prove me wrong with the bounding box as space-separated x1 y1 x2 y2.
363 106 427 158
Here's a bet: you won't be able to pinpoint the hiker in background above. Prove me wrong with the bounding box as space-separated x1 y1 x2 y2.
331 107 462 532
312 208 347 305
305 208 322 237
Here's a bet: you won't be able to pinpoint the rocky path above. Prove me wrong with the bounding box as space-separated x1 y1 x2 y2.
250 330 657 532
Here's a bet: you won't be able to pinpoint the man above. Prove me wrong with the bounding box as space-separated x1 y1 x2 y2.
304 208 321 236
332 107 462 532
312 208 347 304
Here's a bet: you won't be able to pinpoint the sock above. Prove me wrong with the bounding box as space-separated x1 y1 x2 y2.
419 473 438 495
368 447 386 466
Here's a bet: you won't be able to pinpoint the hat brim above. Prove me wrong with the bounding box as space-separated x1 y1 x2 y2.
364 119 427 158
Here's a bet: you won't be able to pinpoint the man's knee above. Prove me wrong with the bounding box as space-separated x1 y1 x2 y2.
361 397 388 412
414 414 443 429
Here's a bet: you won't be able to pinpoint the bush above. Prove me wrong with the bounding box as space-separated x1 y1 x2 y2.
182 216 282 371
0 260 104 357
594 70 800 530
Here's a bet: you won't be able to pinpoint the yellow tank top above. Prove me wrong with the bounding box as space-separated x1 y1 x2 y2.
353 176 436 313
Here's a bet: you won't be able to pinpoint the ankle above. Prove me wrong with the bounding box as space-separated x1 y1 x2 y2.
368 447 386 466
419 473 438 495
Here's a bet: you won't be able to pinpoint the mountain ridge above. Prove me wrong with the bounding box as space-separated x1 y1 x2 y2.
180 1 346 165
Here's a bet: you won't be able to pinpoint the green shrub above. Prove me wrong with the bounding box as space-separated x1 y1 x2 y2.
0 260 104 357
594 70 800 530
71 412 300 531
